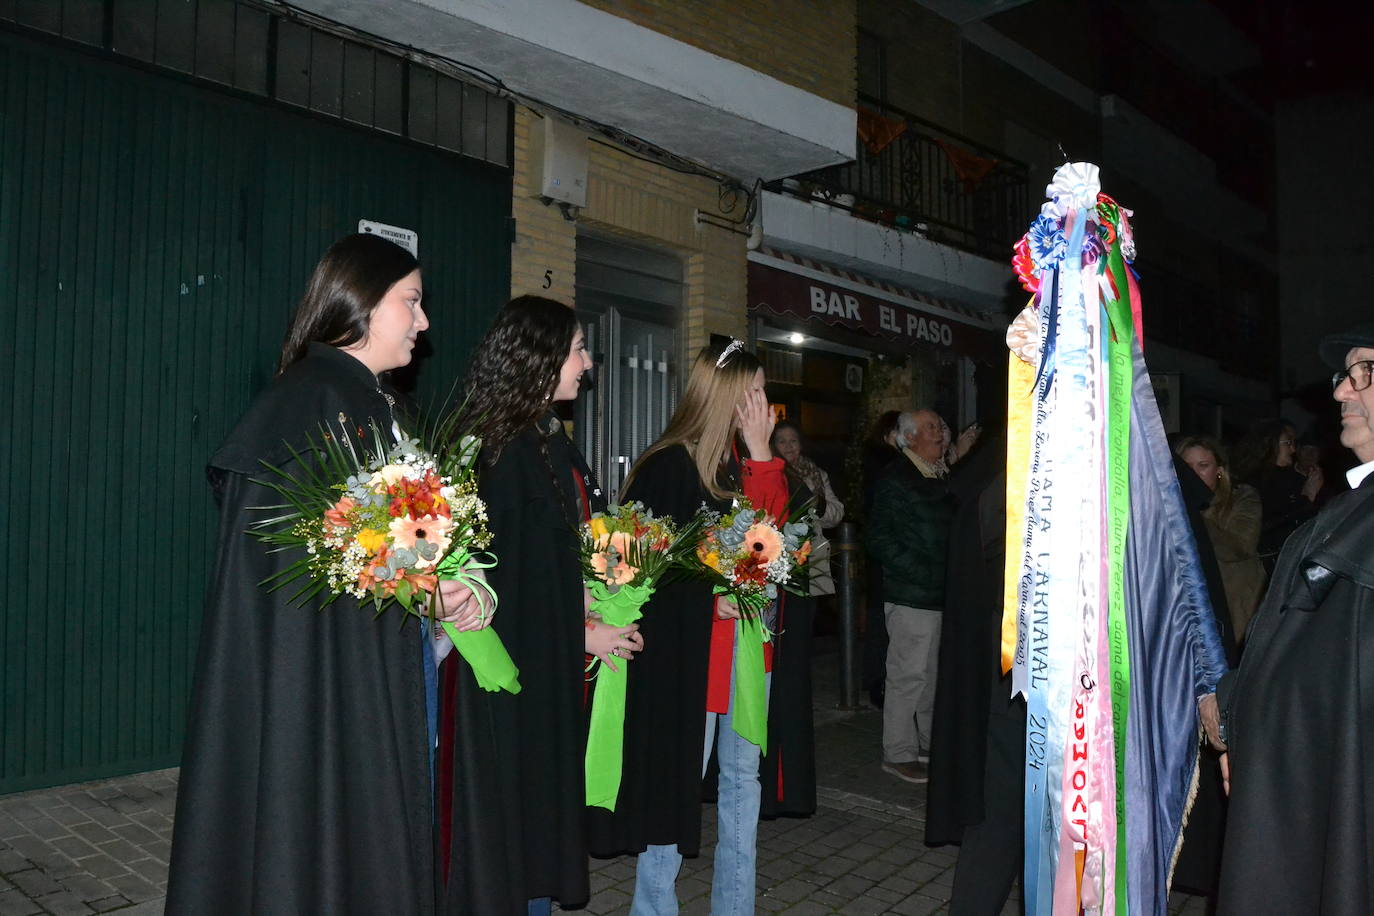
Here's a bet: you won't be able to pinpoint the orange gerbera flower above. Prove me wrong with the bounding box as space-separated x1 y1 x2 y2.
389 515 452 550
743 524 783 564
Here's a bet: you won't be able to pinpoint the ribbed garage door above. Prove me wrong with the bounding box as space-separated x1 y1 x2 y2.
0 27 511 792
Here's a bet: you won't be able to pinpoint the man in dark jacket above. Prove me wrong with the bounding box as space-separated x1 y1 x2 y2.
1214 323 1374 915
867 409 956 784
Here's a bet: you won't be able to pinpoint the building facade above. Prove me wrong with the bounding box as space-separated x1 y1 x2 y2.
0 0 857 790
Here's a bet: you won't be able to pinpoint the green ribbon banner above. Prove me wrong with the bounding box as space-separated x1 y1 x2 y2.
432 549 521 694
584 580 654 810
729 592 771 752
1102 222 1134 913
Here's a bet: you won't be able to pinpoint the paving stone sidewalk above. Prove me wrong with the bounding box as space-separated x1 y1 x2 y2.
0 640 1207 915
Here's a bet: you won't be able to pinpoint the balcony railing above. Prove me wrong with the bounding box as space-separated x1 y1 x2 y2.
769 97 1030 261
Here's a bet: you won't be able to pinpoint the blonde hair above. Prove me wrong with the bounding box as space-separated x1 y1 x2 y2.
624 340 763 501
1175 435 1234 520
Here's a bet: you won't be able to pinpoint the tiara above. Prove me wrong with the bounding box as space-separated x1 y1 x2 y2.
715 338 745 368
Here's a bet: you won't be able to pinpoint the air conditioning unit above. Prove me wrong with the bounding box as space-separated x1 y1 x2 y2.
528 116 588 208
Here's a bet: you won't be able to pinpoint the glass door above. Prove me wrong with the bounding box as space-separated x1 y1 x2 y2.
573 233 682 499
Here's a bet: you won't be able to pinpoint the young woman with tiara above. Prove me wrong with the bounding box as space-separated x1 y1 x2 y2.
438 295 643 914
586 338 787 915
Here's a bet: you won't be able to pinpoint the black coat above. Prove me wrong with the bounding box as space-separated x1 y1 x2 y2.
440 417 602 912
586 445 724 858
1216 475 1374 915
1250 466 1318 567
167 344 436 915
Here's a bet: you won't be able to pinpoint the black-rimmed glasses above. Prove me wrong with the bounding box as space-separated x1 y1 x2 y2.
1332 359 1374 392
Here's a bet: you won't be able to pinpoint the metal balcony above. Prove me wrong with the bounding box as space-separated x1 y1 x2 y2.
768 97 1030 261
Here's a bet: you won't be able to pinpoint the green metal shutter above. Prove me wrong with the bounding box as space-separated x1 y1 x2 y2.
0 30 510 793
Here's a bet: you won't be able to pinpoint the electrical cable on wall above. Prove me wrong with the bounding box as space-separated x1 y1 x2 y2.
269 0 760 225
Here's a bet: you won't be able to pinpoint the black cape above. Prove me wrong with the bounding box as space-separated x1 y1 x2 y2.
586 444 723 858
439 417 602 912
758 588 818 819
167 344 436 915
1216 475 1374 915
925 437 1009 844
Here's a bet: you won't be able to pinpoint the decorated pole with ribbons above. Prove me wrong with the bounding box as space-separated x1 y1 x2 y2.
1002 163 1228 915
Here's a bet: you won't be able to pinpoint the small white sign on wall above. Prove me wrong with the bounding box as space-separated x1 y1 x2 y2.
358 219 418 257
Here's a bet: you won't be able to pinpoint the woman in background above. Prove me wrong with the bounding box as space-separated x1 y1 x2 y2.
1177 436 1267 644
1234 418 1321 573
771 420 844 597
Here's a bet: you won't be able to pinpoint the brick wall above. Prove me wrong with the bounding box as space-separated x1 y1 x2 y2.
510 106 748 359
579 0 856 109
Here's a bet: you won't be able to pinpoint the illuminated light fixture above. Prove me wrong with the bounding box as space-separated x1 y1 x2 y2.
788 332 805 345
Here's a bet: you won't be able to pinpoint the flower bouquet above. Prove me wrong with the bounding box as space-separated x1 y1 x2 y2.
580 501 704 810
688 499 814 750
253 420 520 693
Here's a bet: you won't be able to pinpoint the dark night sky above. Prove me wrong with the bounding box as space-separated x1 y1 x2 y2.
1211 0 1374 102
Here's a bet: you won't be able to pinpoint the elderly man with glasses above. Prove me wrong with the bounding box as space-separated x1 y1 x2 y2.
1212 322 1374 915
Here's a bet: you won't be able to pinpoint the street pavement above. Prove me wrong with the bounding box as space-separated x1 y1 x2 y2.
0 638 1208 915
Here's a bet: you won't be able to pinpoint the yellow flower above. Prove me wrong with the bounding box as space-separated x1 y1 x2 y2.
703 550 722 573
355 528 387 554
589 516 609 539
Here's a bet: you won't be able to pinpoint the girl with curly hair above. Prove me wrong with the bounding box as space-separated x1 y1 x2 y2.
437 296 641 915
587 339 789 916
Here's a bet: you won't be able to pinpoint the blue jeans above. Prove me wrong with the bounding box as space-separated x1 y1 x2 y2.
631 654 769 916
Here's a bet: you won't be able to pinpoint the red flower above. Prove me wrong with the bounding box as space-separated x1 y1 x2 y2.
1012 234 1041 294
732 554 769 587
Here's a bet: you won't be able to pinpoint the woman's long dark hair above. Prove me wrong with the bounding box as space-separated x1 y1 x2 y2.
1233 417 1292 484
461 295 579 461
278 233 420 373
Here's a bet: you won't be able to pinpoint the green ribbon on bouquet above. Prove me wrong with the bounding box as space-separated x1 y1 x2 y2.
585 580 654 810
425 548 520 694
725 589 771 753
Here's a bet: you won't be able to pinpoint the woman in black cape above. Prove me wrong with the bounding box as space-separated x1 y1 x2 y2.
438 296 641 915
588 339 788 915
167 234 490 915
